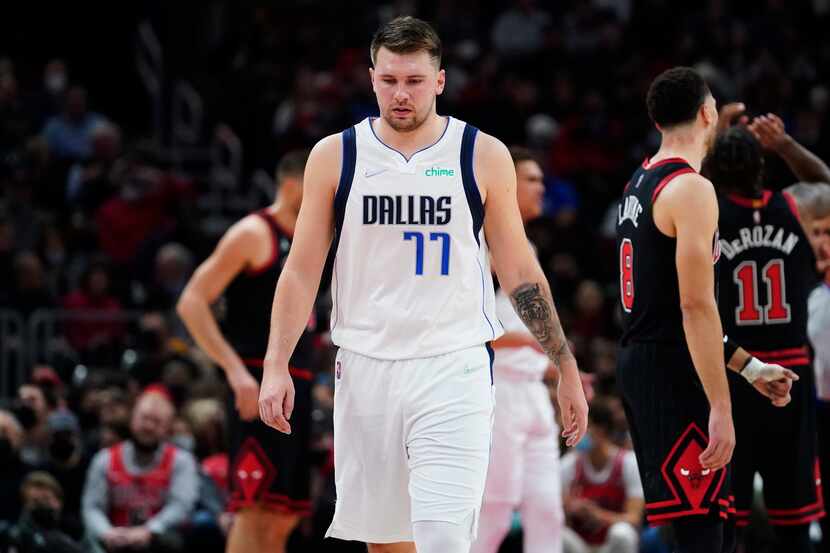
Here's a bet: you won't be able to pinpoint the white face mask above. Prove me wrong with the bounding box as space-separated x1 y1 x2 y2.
45 73 66 94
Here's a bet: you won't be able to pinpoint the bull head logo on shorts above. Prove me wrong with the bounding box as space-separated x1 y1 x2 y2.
679 467 712 489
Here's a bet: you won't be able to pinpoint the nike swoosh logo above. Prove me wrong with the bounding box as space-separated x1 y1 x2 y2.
364 168 388 178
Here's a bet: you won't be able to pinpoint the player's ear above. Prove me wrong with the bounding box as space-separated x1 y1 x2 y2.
436 68 446 96
369 67 377 94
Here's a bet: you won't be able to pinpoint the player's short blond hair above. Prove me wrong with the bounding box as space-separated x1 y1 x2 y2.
370 16 442 68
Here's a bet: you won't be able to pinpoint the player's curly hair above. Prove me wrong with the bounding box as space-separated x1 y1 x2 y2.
646 67 711 128
370 16 442 68
703 126 764 197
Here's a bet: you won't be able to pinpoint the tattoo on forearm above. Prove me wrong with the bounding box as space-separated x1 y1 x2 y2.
510 282 570 368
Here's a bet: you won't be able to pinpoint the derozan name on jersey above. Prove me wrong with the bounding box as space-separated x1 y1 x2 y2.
719 224 799 260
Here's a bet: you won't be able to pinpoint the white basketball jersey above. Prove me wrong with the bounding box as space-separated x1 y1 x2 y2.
330 116 504 360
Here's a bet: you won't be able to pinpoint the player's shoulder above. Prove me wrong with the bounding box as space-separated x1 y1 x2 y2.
309 132 344 161
472 130 514 194
472 130 510 161
659 171 716 206
216 212 272 254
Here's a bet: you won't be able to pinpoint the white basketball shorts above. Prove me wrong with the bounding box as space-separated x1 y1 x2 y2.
325 344 495 544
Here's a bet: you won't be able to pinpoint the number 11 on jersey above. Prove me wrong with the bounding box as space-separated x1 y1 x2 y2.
404 231 450 275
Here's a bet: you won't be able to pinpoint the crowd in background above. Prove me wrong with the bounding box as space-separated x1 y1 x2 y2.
1 1 829 551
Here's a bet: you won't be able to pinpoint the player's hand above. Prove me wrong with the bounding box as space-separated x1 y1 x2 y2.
557 356 589 447
228 368 260 421
717 102 749 133
744 360 798 407
748 113 789 152
699 403 735 471
259 363 295 434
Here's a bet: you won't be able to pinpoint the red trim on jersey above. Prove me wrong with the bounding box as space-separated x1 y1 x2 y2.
642 157 691 169
767 502 824 516
646 508 712 523
651 168 697 203
767 511 826 526
246 211 281 276
774 357 811 367
726 190 773 209
242 359 314 381
782 191 802 223
747 346 810 367
747 346 808 359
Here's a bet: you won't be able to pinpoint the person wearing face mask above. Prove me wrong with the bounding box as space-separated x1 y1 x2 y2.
34 411 88 540
0 471 83 553
82 386 198 553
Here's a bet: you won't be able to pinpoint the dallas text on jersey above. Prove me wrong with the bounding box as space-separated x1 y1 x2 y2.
363 195 452 225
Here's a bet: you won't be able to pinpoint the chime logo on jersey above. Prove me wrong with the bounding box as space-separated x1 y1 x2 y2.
363 195 452 225
424 166 455 177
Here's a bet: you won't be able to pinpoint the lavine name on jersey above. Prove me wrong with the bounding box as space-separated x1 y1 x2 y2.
719 224 799 260
363 195 452 225
618 195 643 227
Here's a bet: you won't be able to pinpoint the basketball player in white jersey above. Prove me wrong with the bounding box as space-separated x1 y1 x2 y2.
259 16 589 553
471 147 566 553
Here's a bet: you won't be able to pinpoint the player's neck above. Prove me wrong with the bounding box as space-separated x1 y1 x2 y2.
653 128 707 172
267 203 297 235
373 112 447 158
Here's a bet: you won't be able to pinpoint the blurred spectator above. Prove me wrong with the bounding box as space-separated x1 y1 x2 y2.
145 243 194 312
0 70 34 156
0 409 31 524
18 382 52 465
0 471 83 553
66 121 122 212
95 164 192 267
82 387 197 553
62 259 126 357
490 0 551 57
561 399 643 553
36 410 88 538
31 60 70 126
5 252 55 318
42 87 105 161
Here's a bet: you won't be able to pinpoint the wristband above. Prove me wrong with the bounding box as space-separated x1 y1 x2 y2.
723 335 739 365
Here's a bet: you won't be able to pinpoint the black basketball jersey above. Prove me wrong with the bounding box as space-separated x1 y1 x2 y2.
717 191 816 354
616 157 715 345
221 210 316 368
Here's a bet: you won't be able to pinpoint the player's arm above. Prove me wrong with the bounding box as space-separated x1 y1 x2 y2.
662 173 734 470
177 221 261 419
478 132 588 446
259 133 340 434
749 113 830 183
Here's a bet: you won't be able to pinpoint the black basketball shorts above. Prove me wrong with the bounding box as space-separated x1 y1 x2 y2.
729 345 824 527
227 362 314 515
617 342 735 526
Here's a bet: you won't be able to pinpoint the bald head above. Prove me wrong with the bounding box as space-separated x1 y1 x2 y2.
130 391 175 452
